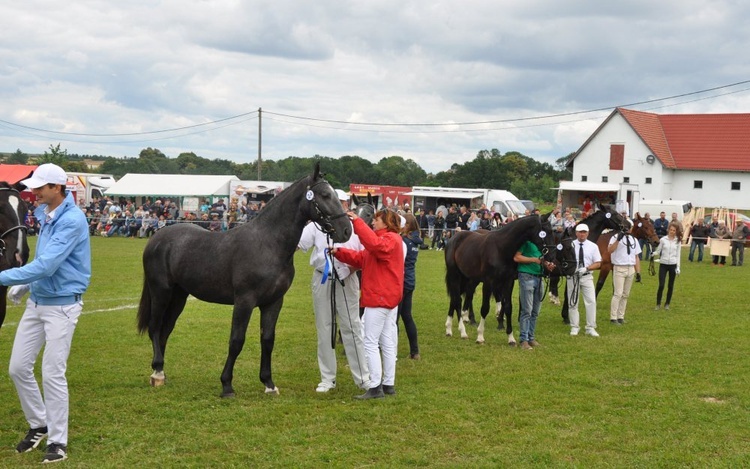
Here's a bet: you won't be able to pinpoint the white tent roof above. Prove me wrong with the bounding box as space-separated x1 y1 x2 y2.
105 173 240 197
553 181 621 192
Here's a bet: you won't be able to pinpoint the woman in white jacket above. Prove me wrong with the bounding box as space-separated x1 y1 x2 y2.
653 224 681 310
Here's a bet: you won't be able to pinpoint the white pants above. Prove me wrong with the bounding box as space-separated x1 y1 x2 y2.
362 306 398 387
610 265 635 320
312 271 370 389
9 299 82 446
566 274 597 331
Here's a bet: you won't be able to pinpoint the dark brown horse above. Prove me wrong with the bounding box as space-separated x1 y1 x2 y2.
595 212 659 295
137 162 351 397
444 215 556 345
0 183 30 330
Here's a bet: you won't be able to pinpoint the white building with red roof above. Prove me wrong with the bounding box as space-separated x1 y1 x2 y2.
567 107 750 210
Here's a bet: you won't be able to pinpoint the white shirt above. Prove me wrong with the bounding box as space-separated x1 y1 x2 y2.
298 221 362 279
575 239 602 269
608 234 642 265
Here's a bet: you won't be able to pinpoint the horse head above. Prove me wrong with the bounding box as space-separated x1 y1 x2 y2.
305 162 351 243
538 215 558 263
351 192 376 226
552 236 578 276
0 183 29 269
632 212 660 247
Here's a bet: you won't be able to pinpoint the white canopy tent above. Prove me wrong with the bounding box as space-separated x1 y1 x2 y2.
105 173 240 209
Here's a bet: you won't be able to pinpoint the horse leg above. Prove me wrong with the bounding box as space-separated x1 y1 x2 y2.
220 299 257 398
561 282 570 324
595 270 609 297
476 284 492 344
258 298 283 395
148 287 185 387
502 282 516 346
463 280 478 325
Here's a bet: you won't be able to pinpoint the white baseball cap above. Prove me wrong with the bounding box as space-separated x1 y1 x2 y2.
575 223 589 232
21 163 67 189
335 189 349 201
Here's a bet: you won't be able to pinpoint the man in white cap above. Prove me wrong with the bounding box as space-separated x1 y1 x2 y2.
297 189 370 393
566 223 602 337
0 163 91 463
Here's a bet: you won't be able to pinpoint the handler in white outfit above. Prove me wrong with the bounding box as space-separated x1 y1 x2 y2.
566 223 602 337
298 189 370 393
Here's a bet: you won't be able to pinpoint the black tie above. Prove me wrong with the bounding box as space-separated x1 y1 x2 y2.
578 243 585 268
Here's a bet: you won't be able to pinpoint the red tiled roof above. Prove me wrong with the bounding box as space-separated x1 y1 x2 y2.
617 107 750 171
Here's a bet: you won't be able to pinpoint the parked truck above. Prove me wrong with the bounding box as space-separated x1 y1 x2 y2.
554 181 640 217
66 172 116 207
405 186 528 220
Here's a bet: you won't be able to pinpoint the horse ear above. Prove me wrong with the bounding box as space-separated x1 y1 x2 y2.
312 161 322 181
352 194 360 206
367 192 373 205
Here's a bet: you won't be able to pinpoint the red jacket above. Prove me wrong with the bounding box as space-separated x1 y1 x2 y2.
334 217 404 308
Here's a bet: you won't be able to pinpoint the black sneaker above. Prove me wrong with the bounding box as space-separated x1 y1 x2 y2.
16 427 47 453
42 443 68 464
382 384 396 395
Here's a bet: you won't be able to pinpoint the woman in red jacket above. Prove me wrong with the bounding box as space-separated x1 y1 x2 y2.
333 209 404 399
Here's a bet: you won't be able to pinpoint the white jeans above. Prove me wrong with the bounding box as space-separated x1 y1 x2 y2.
610 265 635 320
566 274 597 331
9 299 82 446
362 306 398 387
312 271 370 389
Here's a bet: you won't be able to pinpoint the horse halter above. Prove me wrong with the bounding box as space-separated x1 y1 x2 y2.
306 180 348 236
0 187 27 264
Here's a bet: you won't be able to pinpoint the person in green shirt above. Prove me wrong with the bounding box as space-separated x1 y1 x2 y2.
514 240 555 350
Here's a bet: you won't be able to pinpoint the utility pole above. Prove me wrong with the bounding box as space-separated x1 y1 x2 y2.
257 107 262 180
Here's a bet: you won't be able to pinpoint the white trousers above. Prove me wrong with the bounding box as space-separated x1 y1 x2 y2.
312 271 370 389
566 274 597 331
9 299 82 446
610 265 635 320
362 305 398 387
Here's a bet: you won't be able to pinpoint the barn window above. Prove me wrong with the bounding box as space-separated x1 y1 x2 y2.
645 177 652 184
581 175 588 182
623 177 630 183
609 144 624 170
731 181 741 190
694 180 703 189
602 176 608 183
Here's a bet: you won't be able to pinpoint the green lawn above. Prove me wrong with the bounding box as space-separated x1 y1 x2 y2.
0 236 748 467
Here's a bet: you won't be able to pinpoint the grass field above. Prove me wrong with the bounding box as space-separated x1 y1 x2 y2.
0 235 749 467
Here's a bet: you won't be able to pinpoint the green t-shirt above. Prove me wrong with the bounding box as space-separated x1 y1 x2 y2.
517 240 543 275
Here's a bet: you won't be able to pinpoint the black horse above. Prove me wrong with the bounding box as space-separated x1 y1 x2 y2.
444 215 556 345
0 183 30 330
136 163 352 397
553 207 628 323
351 193 376 224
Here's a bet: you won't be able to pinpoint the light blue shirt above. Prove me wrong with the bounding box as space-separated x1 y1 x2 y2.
0 192 91 304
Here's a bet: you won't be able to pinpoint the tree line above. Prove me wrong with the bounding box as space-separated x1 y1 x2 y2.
4 145 573 203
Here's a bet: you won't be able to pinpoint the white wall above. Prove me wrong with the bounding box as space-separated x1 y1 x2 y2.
573 113 750 209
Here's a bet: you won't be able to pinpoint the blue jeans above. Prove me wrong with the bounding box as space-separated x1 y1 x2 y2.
689 241 705 261
518 272 543 342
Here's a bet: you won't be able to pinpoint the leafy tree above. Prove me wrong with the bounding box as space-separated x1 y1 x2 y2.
37 143 68 166
7 149 28 164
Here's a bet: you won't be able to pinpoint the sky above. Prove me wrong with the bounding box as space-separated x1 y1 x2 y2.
2 1 750 175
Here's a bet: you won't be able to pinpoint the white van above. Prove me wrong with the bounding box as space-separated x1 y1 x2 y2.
636 199 693 221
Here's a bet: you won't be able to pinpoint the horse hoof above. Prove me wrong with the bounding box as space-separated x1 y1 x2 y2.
445 332 452 337
149 371 166 387
265 387 279 395
221 392 236 398
476 339 485 345
508 342 517 347
460 335 469 340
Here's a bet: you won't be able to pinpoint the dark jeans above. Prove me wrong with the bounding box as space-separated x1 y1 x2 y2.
731 242 745 266
431 230 442 249
638 238 652 260
689 241 705 262
712 255 726 265
397 289 419 356
656 263 677 306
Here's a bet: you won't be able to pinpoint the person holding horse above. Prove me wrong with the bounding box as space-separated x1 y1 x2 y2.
567 223 602 337
398 214 422 360
298 189 371 394
1 163 91 464
653 224 681 310
607 221 642 325
514 240 556 350
332 209 404 400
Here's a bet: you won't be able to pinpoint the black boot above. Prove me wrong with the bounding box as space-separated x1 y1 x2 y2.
382 384 396 396
354 385 384 400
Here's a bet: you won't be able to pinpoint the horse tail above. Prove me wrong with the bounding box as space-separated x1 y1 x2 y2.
136 277 151 335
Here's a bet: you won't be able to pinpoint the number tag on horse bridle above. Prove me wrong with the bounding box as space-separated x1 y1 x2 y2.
538 230 547 238
305 190 314 201
556 243 563 251
606 213 611 218
638 222 643 227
